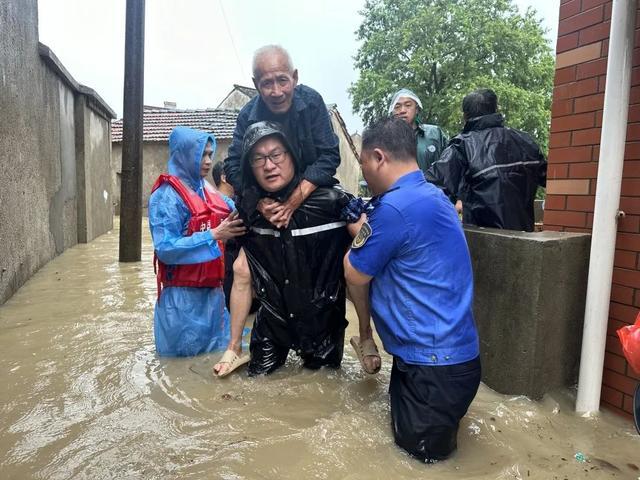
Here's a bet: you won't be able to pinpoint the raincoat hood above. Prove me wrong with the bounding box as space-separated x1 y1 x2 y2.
168 126 216 192
387 88 423 116
240 121 297 178
239 121 300 212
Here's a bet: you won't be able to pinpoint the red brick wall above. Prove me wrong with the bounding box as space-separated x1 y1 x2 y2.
545 0 640 418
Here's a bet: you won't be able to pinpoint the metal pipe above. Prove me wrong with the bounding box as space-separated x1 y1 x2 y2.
119 0 145 262
576 0 636 413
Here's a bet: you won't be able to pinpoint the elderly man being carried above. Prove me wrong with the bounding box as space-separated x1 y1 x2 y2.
214 121 360 376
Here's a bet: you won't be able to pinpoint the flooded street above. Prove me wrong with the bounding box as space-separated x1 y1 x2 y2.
1 223 639 480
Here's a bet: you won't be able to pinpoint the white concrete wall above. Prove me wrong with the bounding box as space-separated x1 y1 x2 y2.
0 0 114 304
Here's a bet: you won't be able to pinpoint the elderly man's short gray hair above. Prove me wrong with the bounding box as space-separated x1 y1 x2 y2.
252 45 295 80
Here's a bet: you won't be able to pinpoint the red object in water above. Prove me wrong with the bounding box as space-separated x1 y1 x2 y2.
618 311 640 375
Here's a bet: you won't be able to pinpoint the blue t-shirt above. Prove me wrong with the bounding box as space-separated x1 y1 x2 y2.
349 170 479 366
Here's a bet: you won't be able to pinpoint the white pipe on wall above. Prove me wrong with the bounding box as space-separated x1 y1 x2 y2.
575 0 637 414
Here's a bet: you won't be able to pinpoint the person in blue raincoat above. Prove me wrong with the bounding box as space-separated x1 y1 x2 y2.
148 126 246 357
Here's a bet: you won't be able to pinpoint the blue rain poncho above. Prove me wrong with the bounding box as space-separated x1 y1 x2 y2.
148 126 234 357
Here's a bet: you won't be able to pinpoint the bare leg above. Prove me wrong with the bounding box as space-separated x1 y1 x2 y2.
346 283 381 373
214 247 252 375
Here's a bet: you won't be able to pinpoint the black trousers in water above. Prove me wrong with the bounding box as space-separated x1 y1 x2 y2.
222 239 237 311
389 355 481 462
247 325 345 376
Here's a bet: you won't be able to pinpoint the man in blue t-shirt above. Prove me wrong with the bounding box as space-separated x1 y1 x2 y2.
344 117 481 463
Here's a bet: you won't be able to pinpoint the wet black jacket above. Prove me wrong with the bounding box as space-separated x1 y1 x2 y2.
241 186 352 355
426 113 547 232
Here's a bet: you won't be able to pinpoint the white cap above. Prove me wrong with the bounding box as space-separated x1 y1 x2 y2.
388 88 423 115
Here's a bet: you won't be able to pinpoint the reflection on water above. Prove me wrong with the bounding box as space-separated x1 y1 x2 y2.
0 223 638 479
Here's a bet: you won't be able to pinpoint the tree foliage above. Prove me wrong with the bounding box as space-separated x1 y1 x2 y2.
350 0 555 152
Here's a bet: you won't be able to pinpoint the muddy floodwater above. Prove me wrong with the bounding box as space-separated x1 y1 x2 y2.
1 223 639 480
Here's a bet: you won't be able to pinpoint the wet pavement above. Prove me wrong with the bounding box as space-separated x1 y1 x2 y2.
0 223 639 479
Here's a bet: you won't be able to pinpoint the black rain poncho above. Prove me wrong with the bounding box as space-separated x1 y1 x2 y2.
237 122 352 374
426 113 547 232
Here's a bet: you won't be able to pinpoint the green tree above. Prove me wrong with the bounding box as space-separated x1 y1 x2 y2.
350 0 555 152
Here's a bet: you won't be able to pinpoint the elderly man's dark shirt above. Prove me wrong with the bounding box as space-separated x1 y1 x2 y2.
224 85 340 193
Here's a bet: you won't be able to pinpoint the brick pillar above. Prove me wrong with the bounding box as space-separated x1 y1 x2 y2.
545 0 640 418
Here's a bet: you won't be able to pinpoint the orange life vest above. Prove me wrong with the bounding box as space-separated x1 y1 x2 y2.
151 174 231 295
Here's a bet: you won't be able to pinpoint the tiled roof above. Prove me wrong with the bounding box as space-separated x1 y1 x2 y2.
111 107 239 143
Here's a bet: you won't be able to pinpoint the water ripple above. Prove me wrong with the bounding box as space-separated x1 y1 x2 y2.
0 225 638 479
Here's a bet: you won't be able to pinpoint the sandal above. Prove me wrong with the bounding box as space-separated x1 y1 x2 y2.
350 336 381 374
213 350 250 378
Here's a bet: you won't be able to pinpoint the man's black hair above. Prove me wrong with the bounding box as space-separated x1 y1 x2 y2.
361 116 417 161
462 88 498 119
211 161 224 188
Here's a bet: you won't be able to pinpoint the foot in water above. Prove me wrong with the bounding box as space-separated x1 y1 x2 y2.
213 347 249 378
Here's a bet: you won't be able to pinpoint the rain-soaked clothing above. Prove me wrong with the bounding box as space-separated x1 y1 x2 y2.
348 171 479 366
149 127 234 357
426 113 547 232
236 120 351 375
390 356 481 462
243 186 352 375
416 123 448 173
348 170 480 462
224 85 340 193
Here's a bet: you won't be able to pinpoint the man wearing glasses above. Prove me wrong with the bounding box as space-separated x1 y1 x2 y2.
224 44 340 228
216 121 352 376
216 45 343 375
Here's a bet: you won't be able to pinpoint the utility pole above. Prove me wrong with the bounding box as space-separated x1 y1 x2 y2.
119 0 145 262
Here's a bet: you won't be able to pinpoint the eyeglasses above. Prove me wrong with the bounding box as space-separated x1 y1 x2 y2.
251 149 288 168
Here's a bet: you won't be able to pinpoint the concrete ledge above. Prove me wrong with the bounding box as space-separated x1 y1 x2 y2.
464 226 591 399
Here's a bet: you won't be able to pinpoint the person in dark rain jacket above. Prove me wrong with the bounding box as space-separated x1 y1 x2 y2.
426 88 547 232
216 121 352 376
